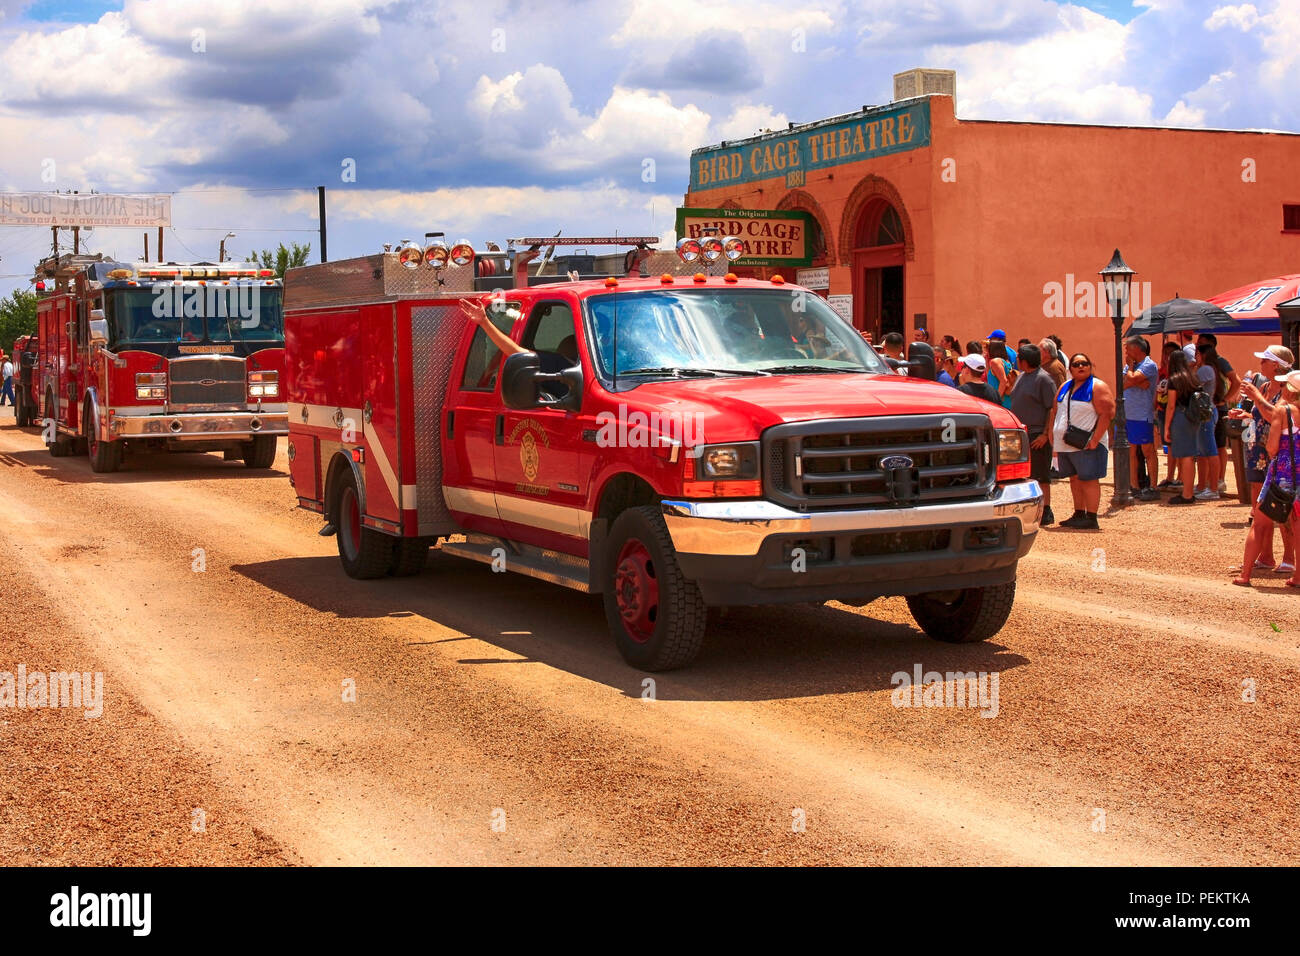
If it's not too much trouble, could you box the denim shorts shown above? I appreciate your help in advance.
[1056,444,1109,481]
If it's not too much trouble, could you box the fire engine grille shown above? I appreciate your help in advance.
[763,414,995,510]
[168,357,246,407]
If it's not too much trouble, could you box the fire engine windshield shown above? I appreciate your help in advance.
[105,287,285,346]
[584,289,892,379]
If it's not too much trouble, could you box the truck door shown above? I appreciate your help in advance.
[442,303,518,537]
[492,296,592,554]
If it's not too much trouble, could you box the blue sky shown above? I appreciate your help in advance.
[0,0,1295,292]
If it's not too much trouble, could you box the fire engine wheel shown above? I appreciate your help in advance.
[13,393,28,427]
[87,432,122,473]
[335,477,390,580]
[45,392,72,457]
[906,581,1016,644]
[602,505,706,671]
[242,435,277,469]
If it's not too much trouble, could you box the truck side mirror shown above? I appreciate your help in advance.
[904,341,936,381]
[88,313,109,350]
[500,351,583,412]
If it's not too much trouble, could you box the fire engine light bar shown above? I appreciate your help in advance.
[511,236,659,246]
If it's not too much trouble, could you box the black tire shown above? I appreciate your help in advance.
[87,407,122,474]
[242,435,277,469]
[906,581,1016,644]
[333,470,390,579]
[389,537,431,577]
[45,391,71,457]
[602,505,706,671]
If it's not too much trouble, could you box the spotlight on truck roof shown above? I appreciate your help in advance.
[449,240,475,268]
[722,236,745,261]
[423,241,450,269]
[397,240,423,270]
[675,238,702,263]
[700,236,724,262]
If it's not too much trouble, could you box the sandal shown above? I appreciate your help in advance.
[1276,562,1296,575]
[1255,560,1278,571]
[1232,577,1252,587]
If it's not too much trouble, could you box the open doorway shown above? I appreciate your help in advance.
[851,197,906,340]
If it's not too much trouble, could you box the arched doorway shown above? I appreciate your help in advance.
[851,198,906,340]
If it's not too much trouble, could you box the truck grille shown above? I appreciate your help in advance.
[764,413,996,510]
[168,357,246,407]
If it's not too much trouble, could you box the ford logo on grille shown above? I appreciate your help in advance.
[198,379,217,387]
[879,454,914,470]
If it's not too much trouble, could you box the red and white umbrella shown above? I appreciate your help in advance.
[1205,274,1300,334]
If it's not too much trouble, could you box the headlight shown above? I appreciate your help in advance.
[249,370,279,398]
[135,372,165,400]
[695,442,760,479]
[997,429,1028,463]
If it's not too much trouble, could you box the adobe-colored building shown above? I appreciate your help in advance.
[682,70,1300,373]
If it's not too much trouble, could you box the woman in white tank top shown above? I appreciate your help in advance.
[1050,354,1116,529]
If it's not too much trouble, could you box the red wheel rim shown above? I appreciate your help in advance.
[342,487,361,558]
[614,538,658,643]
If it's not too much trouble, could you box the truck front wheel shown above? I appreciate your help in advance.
[602,505,706,671]
[242,435,277,469]
[906,581,1016,644]
[87,429,122,473]
[334,473,391,579]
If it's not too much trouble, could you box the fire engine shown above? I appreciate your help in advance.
[33,253,288,472]
[283,235,1041,670]
[11,333,39,427]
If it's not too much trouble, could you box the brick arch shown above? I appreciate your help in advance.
[838,174,915,266]
[775,189,835,264]
[718,198,744,210]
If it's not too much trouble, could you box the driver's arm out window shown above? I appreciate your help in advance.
[459,305,516,391]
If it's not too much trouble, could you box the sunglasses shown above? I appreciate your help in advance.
[1070,361,1091,369]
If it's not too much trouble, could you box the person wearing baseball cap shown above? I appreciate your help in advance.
[956,354,1000,404]
[1234,367,1300,587]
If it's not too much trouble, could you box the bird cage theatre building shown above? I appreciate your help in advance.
[679,70,1300,368]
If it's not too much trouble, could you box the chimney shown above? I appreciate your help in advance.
[893,68,956,102]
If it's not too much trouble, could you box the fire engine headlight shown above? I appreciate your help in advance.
[397,240,424,269]
[721,236,745,261]
[249,370,279,398]
[700,237,724,262]
[423,242,450,269]
[696,442,760,479]
[449,241,475,267]
[997,429,1028,463]
[135,373,166,400]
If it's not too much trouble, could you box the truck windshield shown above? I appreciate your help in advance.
[106,287,285,346]
[584,289,892,379]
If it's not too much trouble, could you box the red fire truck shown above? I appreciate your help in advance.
[34,253,288,472]
[284,237,1040,670]
[11,333,39,427]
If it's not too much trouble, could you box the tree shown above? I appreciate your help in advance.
[249,242,312,277]
[0,289,38,352]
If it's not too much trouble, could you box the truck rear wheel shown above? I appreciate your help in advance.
[602,505,706,671]
[242,435,277,469]
[906,581,1016,644]
[45,391,72,457]
[334,472,391,579]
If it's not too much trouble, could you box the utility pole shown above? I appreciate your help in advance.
[144,232,150,260]
[158,226,164,262]
[318,185,328,263]
[219,232,236,263]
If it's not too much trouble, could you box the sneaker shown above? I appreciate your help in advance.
[1157,479,1180,490]
[1194,489,1220,501]
[1058,512,1088,529]
[1167,495,1197,505]
[1041,506,1055,526]
[1136,488,1161,501]
[1080,513,1100,530]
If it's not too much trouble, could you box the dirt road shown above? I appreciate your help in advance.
[2,420,1297,865]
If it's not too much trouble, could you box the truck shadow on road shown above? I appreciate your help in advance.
[0,447,287,483]
[232,550,1029,702]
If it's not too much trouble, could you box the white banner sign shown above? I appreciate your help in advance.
[796,267,829,290]
[0,192,172,227]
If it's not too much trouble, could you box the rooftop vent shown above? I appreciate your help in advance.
[893,68,956,102]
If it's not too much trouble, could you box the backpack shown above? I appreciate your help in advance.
[1187,388,1214,425]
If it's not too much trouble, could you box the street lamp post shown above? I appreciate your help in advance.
[219,232,236,263]
[1100,248,1136,508]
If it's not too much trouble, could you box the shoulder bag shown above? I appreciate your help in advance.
[1259,407,1297,524]
[1062,381,1092,449]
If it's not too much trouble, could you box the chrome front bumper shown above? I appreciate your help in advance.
[662,481,1042,557]
[110,411,289,440]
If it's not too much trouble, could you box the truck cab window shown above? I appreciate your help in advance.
[522,302,579,368]
[459,302,518,391]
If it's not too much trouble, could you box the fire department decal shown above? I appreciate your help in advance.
[508,418,550,492]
